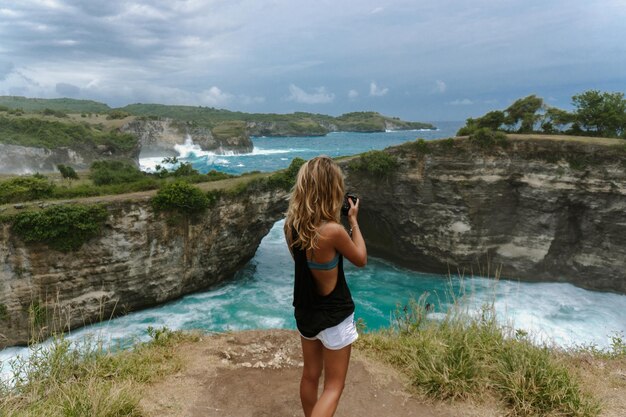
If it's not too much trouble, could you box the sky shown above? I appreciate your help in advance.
[0,0,624,121]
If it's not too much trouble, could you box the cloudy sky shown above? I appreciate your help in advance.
[0,0,624,121]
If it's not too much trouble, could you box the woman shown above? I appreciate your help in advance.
[284,156,367,417]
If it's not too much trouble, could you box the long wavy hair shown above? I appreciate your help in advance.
[285,156,345,251]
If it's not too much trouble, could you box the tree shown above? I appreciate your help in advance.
[572,90,626,138]
[457,111,505,136]
[504,95,544,133]
[541,107,574,133]
[57,164,79,181]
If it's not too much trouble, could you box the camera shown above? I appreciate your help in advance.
[341,193,358,216]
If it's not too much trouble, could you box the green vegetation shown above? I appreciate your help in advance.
[359,297,602,417]
[11,204,109,252]
[0,115,137,151]
[151,182,210,215]
[0,96,111,114]
[0,303,8,321]
[0,176,55,203]
[56,164,79,181]
[120,103,434,135]
[89,160,145,185]
[469,128,509,149]
[0,327,197,417]
[210,120,249,141]
[457,90,626,139]
[227,157,305,196]
[40,108,68,118]
[27,300,48,329]
[0,159,237,205]
[348,150,399,177]
[411,138,432,154]
[106,110,131,120]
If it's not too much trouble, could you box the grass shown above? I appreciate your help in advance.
[357,294,606,417]
[0,327,198,417]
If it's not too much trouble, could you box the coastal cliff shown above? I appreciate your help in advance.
[342,135,626,293]
[121,119,253,157]
[0,182,288,348]
[0,142,139,174]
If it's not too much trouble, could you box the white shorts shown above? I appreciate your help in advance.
[299,313,359,350]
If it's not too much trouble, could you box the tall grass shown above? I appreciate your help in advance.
[0,327,198,416]
[358,294,602,417]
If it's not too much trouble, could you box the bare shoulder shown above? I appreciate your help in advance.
[318,221,347,239]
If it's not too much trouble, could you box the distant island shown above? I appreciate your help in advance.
[0,95,435,173]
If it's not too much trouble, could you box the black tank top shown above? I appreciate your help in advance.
[291,230,355,338]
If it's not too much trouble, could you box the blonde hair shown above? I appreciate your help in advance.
[285,156,345,251]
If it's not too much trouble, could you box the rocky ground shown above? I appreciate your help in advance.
[140,330,500,417]
[139,329,626,417]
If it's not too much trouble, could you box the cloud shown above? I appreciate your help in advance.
[348,89,359,99]
[199,86,233,106]
[434,80,447,94]
[0,61,14,81]
[240,94,265,105]
[55,82,80,96]
[287,84,335,104]
[369,82,388,97]
[450,98,474,106]
[370,7,384,15]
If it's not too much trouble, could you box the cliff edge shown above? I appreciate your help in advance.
[342,134,626,293]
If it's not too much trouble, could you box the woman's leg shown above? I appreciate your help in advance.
[311,344,352,417]
[300,337,323,417]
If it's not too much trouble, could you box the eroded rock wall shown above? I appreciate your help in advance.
[342,136,626,294]
[122,119,253,157]
[0,189,288,348]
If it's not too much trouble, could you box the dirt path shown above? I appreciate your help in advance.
[140,330,467,417]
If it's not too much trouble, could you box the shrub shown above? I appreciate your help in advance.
[41,108,68,118]
[359,298,600,416]
[0,327,196,416]
[0,303,8,321]
[0,176,55,204]
[89,160,145,185]
[11,204,109,252]
[348,150,398,177]
[265,157,305,191]
[57,164,79,180]
[106,110,131,120]
[469,128,509,149]
[411,138,432,154]
[151,182,210,215]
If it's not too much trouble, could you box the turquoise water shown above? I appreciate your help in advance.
[3,124,626,380]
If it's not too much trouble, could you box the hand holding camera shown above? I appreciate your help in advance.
[341,193,359,217]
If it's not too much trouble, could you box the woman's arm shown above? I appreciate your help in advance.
[331,198,367,267]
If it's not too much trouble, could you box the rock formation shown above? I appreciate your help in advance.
[0,142,140,174]
[122,119,253,157]
[341,135,626,294]
[0,186,288,348]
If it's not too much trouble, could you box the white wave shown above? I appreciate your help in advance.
[249,147,293,155]
[139,157,178,173]
[385,128,436,133]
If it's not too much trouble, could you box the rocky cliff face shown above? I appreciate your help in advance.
[122,119,253,157]
[342,135,626,294]
[0,142,140,174]
[0,188,288,348]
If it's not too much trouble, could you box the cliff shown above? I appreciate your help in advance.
[0,180,288,348]
[342,135,626,294]
[121,119,253,157]
[0,142,139,174]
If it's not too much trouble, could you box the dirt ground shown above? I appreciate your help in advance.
[140,329,626,417]
[140,330,501,417]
